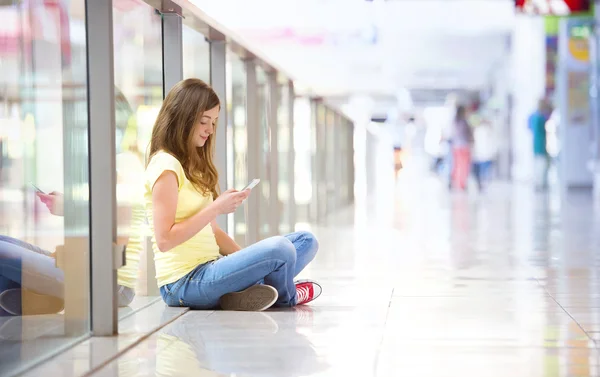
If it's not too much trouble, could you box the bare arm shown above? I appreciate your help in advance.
[38,188,132,246]
[116,198,132,247]
[152,171,220,252]
[116,172,132,247]
[211,220,242,255]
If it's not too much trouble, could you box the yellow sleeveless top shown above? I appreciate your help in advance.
[144,151,220,287]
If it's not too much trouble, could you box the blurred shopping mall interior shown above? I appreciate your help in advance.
[2,0,600,376]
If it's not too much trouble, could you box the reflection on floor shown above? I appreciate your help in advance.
[0,296,161,376]
[20,181,600,376]
[0,314,85,376]
[19,300,189,377]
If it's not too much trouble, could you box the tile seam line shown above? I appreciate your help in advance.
[534,278,597,347]
[81,307,191,377]
[372,287,394,376]
[118,298,163,322]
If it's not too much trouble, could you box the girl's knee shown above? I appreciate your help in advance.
[267,236,296,263]
[302,232,319,255]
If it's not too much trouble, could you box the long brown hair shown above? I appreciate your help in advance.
[147,78,220,198]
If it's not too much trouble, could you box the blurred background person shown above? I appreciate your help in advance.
[423,107,447,176]
[472,120,497,192]
[450,105,474,191]
[387,114,405,179]
[528,98,552,191]
[393,144,404,178]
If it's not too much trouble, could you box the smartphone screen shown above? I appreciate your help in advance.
[242,179,260,191]
[30,184,45,194]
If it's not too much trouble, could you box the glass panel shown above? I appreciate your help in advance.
[228,53,248,244]
[347,119,353,204]
[113,0,163,324]
[0,1,91,374]
[256,67,271,239]
[278,83,290,234]
[316,104,327,221]
[182,25,210,81]
[326,110,336,214]
[340,121,349,205]
[293,98,313,226]
[347,119,355,203]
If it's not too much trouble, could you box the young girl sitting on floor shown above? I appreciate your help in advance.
[146,78,321,311]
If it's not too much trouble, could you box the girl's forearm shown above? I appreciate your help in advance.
[214,227,242,255]
[155,203,220,252]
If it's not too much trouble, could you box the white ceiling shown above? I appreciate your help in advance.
[191,0,515,99]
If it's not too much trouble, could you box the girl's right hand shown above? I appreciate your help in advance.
[37,191,65,216]
[213,189,250,215]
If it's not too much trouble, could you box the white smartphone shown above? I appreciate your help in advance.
[30,183,45,194]
[242,179,260,191]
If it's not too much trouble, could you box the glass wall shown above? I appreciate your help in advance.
[293,98,314,226]
[325,109,336,215]
[315,103,328,221]
[112,0,163,325]
[339,118,351,206]
[278,82,292,234]
[228,53,248,244]
[183,25,210,82]
[344,118,355,205]
[0,1,91,375]
[256,67,272,239]
[295,99,355,227]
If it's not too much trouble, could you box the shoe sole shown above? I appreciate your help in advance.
[0,289,64,316]
[219,285,278,312]
[23,292,64,316]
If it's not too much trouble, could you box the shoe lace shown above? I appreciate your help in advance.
[296,285,311,304]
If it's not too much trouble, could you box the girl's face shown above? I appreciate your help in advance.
[194,105,219,148]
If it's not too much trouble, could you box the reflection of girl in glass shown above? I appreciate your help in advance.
[146,78,321,311]
[0,87,140,316]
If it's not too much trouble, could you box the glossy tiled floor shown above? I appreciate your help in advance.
[19,176,600,376]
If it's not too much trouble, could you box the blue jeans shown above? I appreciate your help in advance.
[0,236,64,316]
[445,141,454,186]
[0,235,135,316]
[160,231,319,309]
[473,160,493,189]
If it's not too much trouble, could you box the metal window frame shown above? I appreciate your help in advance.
[85,0,118,336]
[162,12,183,95]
